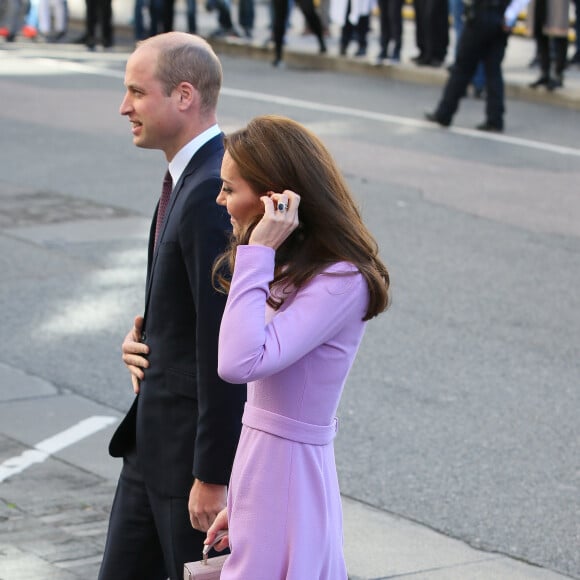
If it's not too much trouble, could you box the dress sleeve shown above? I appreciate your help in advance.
[218,245,368,384]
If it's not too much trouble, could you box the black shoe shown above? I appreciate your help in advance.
[376,48,387,63]
[547,76,563,91]
[427,58,443,67]
[476,121,503,133]
[411,54,424,64]
[529,76,549,89]
[354,46,366,57]
[424,111,450,127]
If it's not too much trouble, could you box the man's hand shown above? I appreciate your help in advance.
[188,479,227,532]
[121,315,149,394]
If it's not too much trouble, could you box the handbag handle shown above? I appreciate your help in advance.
[202,530,229,564]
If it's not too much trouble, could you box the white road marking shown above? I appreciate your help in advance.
[4,56,580,157]
[0,415,117,482]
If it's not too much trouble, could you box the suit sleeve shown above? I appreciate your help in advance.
[179,177,246,484]
[218,245,369,384]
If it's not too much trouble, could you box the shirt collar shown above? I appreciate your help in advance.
[167,124,221,187]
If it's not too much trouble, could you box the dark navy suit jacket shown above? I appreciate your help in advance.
[109,134,246,497]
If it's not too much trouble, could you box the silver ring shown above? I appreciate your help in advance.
[277,202,288,212]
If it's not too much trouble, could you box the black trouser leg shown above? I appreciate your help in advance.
[553,36,568,76]
[162,0,175,31]
[483,28,507,128]
[98,451,206,580]
[101,0,113,46]
[340,0,353,52]
[296,0,325,50]
[357,14,369,50]
[85,0,96,44]
[216,0,233,29]
[377,0,390,53]
[273,0,288,62]
[413,0,425,56]
[435,20,482,123]
[537,34,551,78]
[390,0,403,56]
[98,457,167,580]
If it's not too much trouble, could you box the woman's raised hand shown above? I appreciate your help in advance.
[249,190,301,250]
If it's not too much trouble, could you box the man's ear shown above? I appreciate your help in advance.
[176,82,197,110]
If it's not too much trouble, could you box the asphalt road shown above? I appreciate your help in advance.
[1,41,579,578]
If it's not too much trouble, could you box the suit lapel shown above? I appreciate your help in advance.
[142,134,224,325]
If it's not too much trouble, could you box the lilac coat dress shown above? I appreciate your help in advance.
[218,245,369,580]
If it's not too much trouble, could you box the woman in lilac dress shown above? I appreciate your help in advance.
[206,115,390,579]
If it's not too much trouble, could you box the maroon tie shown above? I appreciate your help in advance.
[155,170,172,247]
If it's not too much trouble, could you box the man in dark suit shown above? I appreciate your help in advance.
[98,32,246,580]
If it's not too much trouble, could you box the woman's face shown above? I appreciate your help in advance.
[217,151,264,236]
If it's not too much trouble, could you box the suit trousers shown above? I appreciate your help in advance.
[435,10,508,127]
[98,448,206,580]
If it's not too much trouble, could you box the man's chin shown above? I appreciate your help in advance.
[133,138,153,149]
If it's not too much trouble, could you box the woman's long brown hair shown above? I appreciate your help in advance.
[213,115,390,321]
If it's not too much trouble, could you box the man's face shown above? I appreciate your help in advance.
[119,45,179,154]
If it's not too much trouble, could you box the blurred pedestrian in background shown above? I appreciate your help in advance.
[333,0,376,56]
[272,0,326,65]
[38,0,67,41]
[133,0,163,40]
[425,0,530,132]
[207,0,254,39]
[376,0,403,62]
[84,0,113,49]
[527,0,570,89]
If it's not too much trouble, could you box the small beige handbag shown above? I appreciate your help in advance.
[183,554,228,580]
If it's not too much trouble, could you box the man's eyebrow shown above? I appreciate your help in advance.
[126,82,143,92]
